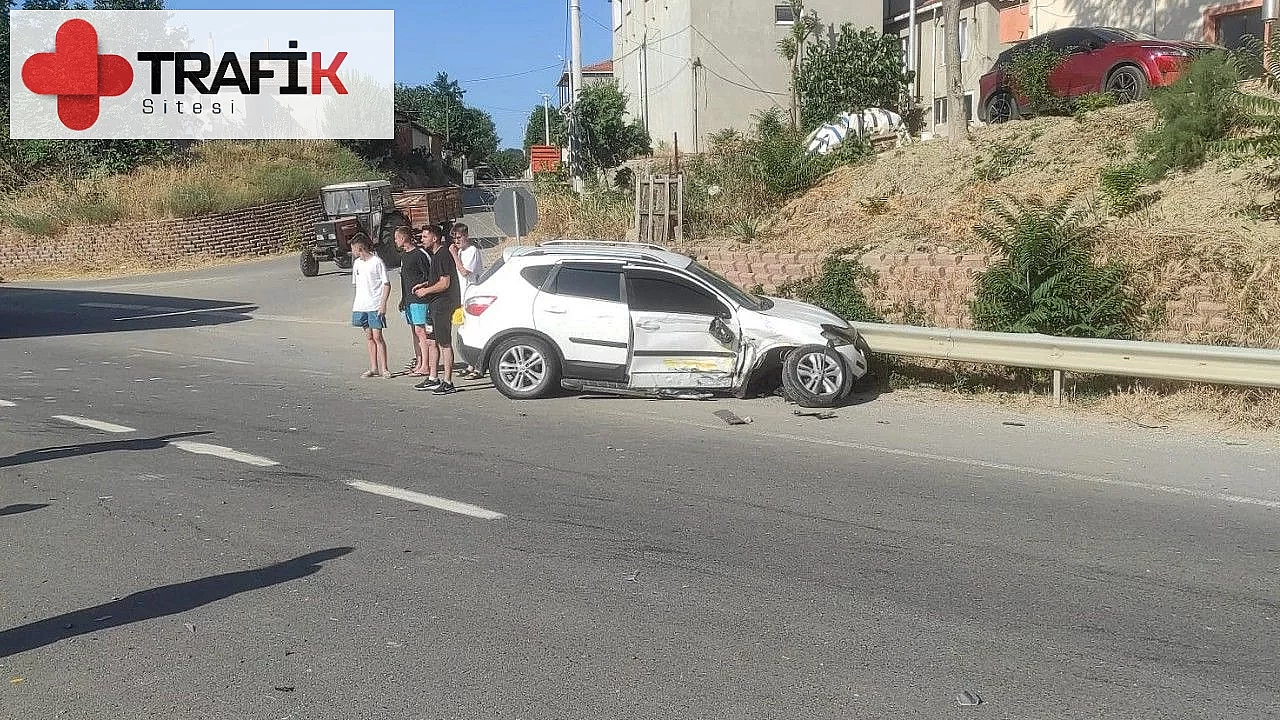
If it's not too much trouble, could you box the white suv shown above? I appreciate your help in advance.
[457,241,870,408]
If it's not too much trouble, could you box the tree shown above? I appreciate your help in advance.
[776,0,821,129]
[395,74,499,166]
[524,104,567,150]
[792,24,913,131]
[572,82,651,174]
[943,0,967,144]
[489,148,529,178]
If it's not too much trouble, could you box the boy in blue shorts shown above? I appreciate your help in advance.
[350,235,392,378]
[394,226,434,377]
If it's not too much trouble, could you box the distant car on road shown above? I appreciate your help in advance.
[978,26,1217,124]
[457,241,871,408]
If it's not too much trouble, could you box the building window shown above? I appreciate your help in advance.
[938,17,971,65]
[1216,8,1264,50]
[959,17,971,61]
[933,93,975,125]
[775,3,796,25]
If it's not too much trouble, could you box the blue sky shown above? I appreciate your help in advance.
[162,0,614,147]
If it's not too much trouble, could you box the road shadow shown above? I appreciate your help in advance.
[0,431,211,469]
[0,503,49,517]
[0,287,258,340]
[0,548,354,659]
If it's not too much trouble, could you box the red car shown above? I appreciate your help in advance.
[978,26,1218,124]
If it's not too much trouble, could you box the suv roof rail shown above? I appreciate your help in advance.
[520,248,673,265]
[539,239,671,252]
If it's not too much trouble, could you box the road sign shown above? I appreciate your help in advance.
[494,186,538,240]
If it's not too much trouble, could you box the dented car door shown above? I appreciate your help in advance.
[624,270,739,388]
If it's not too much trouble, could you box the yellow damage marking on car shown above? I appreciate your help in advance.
[662,358,725,371]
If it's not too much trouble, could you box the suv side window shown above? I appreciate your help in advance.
[627,273,730,318]
[551,267,622,302]
[520,264,553,289]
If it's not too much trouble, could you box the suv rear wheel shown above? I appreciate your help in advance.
[985,91,1019,124]
[781,345,851,408]
[1106,65,1148,103]
[489,335,561,400]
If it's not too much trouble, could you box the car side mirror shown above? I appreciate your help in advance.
[709,316,735,345]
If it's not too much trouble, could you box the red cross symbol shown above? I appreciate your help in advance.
[21,19,133,131]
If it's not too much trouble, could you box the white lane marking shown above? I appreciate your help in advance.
[622,412,1280,511]
[169,441,279,467]
[131,348,173,356]
[248,314,346,326]
[113,304,256,322]
[347,480,506,520]
[51,415,137,433]
[80,302,151,310]
[192,355,252,366]
[0,400,15,407]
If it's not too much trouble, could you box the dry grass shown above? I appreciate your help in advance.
[1,140,381,233]
[530,188,632,241]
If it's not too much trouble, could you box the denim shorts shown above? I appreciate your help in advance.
[352,311,387,330]
[403,303,429,326]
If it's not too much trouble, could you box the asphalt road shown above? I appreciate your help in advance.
[1,257,1277,719]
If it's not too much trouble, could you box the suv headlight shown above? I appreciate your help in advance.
[820,323,859,346]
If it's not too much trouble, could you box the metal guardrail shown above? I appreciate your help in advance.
[849,322,1280,391]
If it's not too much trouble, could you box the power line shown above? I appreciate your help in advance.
[701,65,788,97]
[458,62,562,84]
[581,8,612,33]
[691,26,778,97]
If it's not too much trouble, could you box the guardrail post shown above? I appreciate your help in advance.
[1052,369,1063,407]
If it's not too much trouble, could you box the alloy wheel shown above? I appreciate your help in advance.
[498,344,546,392]
[795,351,843,396]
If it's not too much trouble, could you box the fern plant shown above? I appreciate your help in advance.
[1097,161,1152,216]
[971,196,1140,339]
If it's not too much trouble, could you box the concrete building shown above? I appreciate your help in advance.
[611,0,883,153]
[889,0,1269,133]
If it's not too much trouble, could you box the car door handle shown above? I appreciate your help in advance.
[544,307,567,314]
[636,321,661,331]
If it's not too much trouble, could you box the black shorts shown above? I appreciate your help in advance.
[430,302,458,347]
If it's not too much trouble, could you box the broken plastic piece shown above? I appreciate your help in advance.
[956,690,982,706]
[714,409,749,425]
[794,410,837,420]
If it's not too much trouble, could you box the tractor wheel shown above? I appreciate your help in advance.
[299,248,319,277]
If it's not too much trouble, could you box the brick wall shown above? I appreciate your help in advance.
[693,248,1239,342]
[0,196,325,275]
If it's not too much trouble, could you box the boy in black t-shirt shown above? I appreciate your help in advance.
[410,224,462,394]
[394,226,433,377]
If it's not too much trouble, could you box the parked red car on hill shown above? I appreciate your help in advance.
[978,26,1218,124]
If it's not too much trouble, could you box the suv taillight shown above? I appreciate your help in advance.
[466,295,497,316]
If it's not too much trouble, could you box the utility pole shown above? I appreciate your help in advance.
[569,0,584,192]
[943,0,967,145]
[540,92,552,145]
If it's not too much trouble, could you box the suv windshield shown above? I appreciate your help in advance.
[323,189,371,216]
[686,262,771,311]
[1093,27,1160,43]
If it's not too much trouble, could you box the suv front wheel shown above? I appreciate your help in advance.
[781,345,851,408]
[489,335,562,400]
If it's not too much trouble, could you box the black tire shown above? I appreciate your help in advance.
[488,335,561,400]
[333,252,353,270]
[299,248,319,277]
[1105,65,1148,104]
[985,91,1020,124]
[781,344,852,408]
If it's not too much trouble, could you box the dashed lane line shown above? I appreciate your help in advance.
[130,348,173,356]
[51,415,137,433]
[191,355,252,366]
[347,480,506,520]
[169,441,279,467]
[112,304,256,322]
[0,400,15,407]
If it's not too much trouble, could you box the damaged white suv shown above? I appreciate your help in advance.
[457,241,870,407]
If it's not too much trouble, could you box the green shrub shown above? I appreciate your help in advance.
[3,212,62,236]
[1073,91,1117,119]
[971,195,1140,339]
[1139,50,1242,177]
[162,180,239,217]
[1098,160,1153,216]
[68,190,123,225]
[776,246,882,322]
[1007,42,1071,116]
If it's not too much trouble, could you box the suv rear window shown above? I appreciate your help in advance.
[473,257,504,286]
[551,267,622,302]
